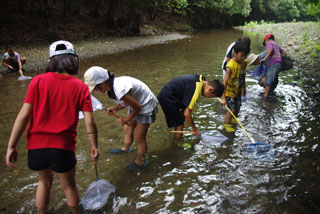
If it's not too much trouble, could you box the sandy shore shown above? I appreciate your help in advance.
[0,32,189,73]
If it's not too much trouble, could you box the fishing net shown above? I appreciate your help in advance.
[79,95,103,119]
[245,142,276,160]
[18,76,32,80]
[200,130,228,144]
[80,179,116,211]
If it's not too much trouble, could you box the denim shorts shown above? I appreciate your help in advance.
[128,106,158,124]
[226,96,242,111]
[266,63,281,88]
[28,148,76,173]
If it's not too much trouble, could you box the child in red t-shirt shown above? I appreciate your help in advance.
[5,41,99,214]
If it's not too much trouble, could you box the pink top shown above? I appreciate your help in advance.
[266,40,282,66]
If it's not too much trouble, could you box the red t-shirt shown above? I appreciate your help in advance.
[24,72,93,152]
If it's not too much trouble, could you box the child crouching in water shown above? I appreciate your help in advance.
[84,66,158,171]
[220,40,249,132]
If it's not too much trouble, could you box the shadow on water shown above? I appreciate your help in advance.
[0,29,320,213]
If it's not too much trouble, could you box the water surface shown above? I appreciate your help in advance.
[0,29,319,213]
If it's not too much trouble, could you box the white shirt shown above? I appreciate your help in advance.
[221,42,235,79]
[112,76,158,114]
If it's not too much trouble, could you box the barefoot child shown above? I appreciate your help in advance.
[84,66,158,171]
[157,74,224,140]
[220,40,249,132]
[5,41,99,214]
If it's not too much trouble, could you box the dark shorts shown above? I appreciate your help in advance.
[8,61,20,72]
[158,93,185,128]
[226,96,242,111]
[28,148,77,173]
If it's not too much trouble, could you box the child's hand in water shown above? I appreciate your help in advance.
[192,128,201,136]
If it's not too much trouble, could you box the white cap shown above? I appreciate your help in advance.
[247,53,260,65]
[49,40,77,58]
[84,66,109,92]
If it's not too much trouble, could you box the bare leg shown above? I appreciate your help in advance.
[123,119,137,151]
[36,168,54,209]
[174,124,184,140]
[57,166,80,214]
[21,57,27,65]
[225,111,233,124]
[264,85,271,97]
[134,123,150,166]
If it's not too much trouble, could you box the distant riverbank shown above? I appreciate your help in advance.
[0,32,189,73]
[236,22,320,103]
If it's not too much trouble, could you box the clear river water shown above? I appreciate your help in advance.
[0,29,319,214]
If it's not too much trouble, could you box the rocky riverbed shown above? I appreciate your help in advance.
[0,32,189,73]
[236,22,320,103]
[1,22,319,103]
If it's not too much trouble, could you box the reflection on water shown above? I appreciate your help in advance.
[0,30,320,213]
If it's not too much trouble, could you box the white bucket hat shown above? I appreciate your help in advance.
[84,66,109,92]
[49,40,77,58]
[247,53,260,65]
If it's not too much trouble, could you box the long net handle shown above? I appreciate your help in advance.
[170,130,193,134]
[225,105,255,144]
[102,107,130,126]
[94,162,98,181]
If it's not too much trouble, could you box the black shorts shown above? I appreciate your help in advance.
[158,91,185,128]
[28,148,77,173]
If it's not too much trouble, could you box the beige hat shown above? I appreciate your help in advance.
[84,66,109,92]
[247,53,259,65]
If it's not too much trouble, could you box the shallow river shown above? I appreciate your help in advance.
[0,29,319,214]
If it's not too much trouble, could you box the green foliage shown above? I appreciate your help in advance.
[275,0,300,21]
[229,0,252,17]
[307,2,320,19]
[244,20,274,28]
[166,0,189,15]
[244,20,259,28]
[248,0,316,22]
[301,30,320,58]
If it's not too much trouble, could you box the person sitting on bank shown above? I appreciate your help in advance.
[157,74,224,140]
[1,46,27,76]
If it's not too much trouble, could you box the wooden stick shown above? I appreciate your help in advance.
[170,130,193,134]
[94,162,98,181]
[102,107,130,126]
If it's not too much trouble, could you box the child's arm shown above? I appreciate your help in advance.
[118,92,141,126]
[1,58,14,70]
[241,80,246,97]
[18,60,23,76]
[6,103,32,168]
[261,48,273,63]
[106,104,125,116]
[83,111,99,163]
[242,70,246,97]
[184,107,201,136]
[220,67,231,106]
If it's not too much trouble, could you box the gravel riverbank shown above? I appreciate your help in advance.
[0,32,189,73]
[236,22,320,103]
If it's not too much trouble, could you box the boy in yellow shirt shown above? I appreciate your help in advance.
[220,40,249,132]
